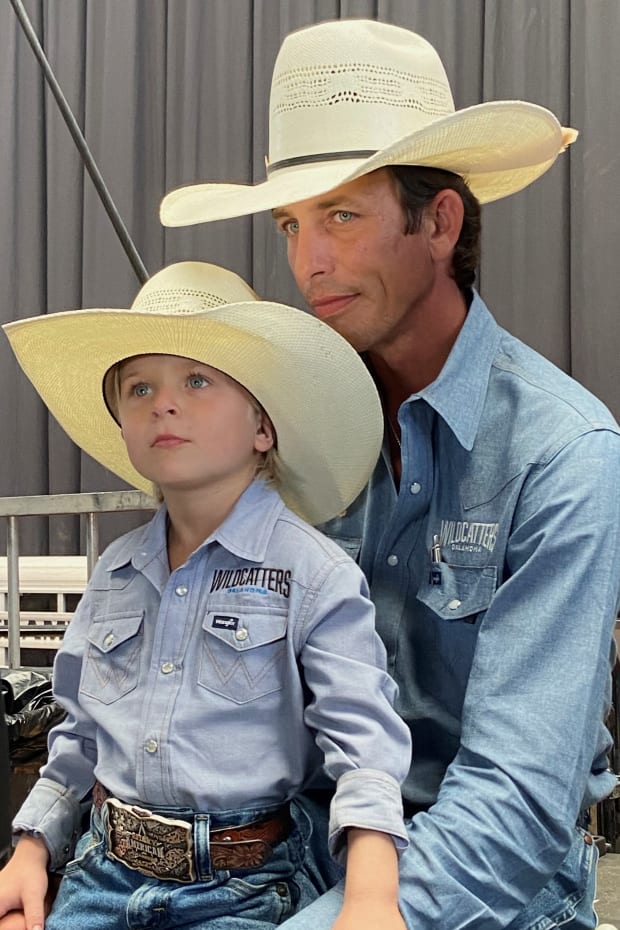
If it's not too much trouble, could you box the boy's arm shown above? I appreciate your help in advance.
[333,828,405,930]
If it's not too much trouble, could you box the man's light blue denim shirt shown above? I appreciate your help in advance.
[14,481,411,870]
[316,292,620,927]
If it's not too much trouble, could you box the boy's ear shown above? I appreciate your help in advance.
[254,413,275,453]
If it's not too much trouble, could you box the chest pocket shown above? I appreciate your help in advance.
[80,612,144,704]
[198,608,288,705]
[417,564,497,624]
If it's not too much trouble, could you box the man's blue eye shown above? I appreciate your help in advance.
[337,210,353,222]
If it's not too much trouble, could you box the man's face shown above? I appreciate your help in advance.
[273,168,436,354]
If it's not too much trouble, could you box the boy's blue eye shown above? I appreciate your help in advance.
[189,374,209,388]
[133,383,150,397]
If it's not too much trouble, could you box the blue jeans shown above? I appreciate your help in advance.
[46,797,331,929]
[279,825,599,930]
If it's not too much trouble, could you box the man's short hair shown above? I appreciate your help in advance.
[388,165,481,295]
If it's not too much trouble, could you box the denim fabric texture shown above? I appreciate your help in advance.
[280,823,598,930]
[286,293,620,929]
[13,480,411,869]
[45,798,326,929]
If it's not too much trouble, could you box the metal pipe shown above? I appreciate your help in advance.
[7,517,21,670]
[85,512,99,579]
[9,0,149,284]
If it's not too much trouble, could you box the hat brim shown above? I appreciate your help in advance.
[161,100,572,226]
[4,304,383,525]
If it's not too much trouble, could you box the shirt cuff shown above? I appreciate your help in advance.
[12,777,84,870]
[328,768,409,864]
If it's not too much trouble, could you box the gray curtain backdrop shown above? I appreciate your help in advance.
[0,0,618,554]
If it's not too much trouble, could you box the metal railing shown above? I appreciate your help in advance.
[0,491,155,670]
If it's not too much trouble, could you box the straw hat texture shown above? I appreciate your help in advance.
[160,18,577,226]
[3,262,383,525]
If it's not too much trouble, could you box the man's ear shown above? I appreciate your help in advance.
[254,413,275,453]
[423,188,464,262]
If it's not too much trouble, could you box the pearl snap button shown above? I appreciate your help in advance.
[103,633,114,647]
[448,599,462,610]
[410,482,421,494]
[161,662,175,674]
[387,554,399,566]
[235,628,249,642]
[145,739,158,753]
[175,585,188,597]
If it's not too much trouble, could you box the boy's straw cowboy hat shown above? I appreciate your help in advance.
[3,262,383,525]
[160,18,577,226]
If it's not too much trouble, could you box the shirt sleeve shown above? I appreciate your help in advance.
[297,556,412,860]
[12,583,99,869]
[396,428,620,928]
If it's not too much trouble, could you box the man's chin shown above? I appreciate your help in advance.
[321,317,368,353]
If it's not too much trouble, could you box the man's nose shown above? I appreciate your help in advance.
[289,228,334,287]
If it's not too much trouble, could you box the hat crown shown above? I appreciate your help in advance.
[131,261,257,315]
[268,19,455,170]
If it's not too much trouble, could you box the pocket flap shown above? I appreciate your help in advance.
[202,610,287,651]
[417,564,497,621]
[87,612,144,653]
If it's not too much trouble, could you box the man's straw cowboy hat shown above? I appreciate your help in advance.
[160,18,577,226]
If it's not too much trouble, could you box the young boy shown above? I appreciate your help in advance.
[0,262,411,930]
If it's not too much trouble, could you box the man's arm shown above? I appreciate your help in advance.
[396,428,620,928]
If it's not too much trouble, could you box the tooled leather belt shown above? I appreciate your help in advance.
[92,781,291,883]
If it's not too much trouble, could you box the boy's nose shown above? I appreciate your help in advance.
[152,387,179,416]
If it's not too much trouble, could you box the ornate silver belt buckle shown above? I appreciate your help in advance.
[106,797,196,882]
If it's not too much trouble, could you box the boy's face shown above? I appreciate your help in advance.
[116,354,273,497]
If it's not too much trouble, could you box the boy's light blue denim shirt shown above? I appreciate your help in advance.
[13,481,411,869]
[319,291,620,925]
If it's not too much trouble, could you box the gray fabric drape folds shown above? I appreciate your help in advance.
[0,0,618,553]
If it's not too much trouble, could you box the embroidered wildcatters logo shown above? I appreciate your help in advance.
[439,520,499,554]
[209,567,292,597]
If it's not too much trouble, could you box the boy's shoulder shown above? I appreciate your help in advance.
[275,501,361,566]
[230,482,361,570]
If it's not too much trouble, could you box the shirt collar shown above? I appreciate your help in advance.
[415,291,502,450]
[104,505,166,572]
[104,480,286,573]
[210,480,286,561]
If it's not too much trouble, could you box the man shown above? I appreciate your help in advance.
[161,17,620,930]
